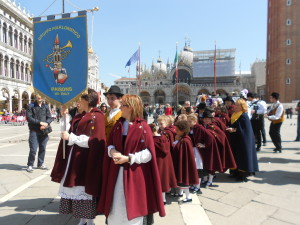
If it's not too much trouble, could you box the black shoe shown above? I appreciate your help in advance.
[236,176,248,182]
[262,142,267,146]
[178,198,192,204]
[205,182,212,188]
[273,148,282,153]
[294,139,300,142]
[256,148,261,152]
[192,187,202,194]
[174,193,183,197]
[164,201,167,205]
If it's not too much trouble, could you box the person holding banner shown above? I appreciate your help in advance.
[104,85,123,140]
[98,94,165,225]
[51,88,106,225]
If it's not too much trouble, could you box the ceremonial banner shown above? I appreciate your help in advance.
[33,16,88,106]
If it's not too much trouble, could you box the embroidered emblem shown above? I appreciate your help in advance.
[141,139,145,143]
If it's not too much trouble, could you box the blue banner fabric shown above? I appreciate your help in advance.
[125,50,139,67]
[33,16,88,106]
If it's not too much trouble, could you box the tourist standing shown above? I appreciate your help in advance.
[26,94,52,172]
[294,101,300,141]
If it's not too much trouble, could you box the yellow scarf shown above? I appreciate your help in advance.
[230,111,243,124]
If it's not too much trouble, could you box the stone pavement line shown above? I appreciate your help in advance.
[0,143,16,149]
[180,194,212,225]
[0,154,56,158]
[0,133,28,141]
[0,170,51,203]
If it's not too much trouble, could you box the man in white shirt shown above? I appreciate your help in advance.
[267,92,284,153]
[247,93,267,151]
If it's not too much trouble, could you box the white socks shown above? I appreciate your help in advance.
[162,192,166,202]
[195,178,201,188]
[208,174,214,184]
[78,219,87,225]
[86,219,94,225]
[184,188,191,200]
[78,218,94,225]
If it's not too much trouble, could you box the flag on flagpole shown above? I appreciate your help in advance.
[125,50,139,67]
[174,45,179,90]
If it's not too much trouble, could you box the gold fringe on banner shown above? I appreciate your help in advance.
[33,87,88,108]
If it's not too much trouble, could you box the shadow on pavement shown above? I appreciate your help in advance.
[0,212,73,225]
[0,198,56,213]
[259,157,300,164]
[252,170,300,185]
[0,164,27,171]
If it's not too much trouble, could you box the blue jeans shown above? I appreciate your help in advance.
[27,130,49,167]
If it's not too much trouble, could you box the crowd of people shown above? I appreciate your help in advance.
[18,85,299,225]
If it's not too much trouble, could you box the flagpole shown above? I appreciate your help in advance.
[176,43,179,109]
[214,41,217,95]
[138,42,141,94]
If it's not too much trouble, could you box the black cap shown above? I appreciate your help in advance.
[104,85,123,97]
[203,110,214,118]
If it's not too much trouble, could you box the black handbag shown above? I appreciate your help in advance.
[41,125,52,135]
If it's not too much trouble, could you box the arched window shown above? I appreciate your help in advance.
[4,56,8,76]
[28,38,32,54]
[0,54,3,76]
[2,23,7,43]
[286,39,291,45]
[19,33,23,51]
[8,26,13,46]
[14,29,18,49]
[21,62,24,80]
[24,36,27,53]
[10,58,15,78]
[286,19,292,25]
[16,60,20,79]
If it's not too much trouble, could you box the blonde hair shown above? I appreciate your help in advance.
[235,98,248,113]
[177,114,187,121]
[157,115,170,124]
[121,95,143,121]
[167,115,174,126]
[187,114,198,122]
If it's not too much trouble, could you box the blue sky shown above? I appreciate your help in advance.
[19,0,267,86]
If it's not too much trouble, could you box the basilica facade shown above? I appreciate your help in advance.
[115,44,254,106]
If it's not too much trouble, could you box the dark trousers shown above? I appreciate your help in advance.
[296,116,300,141]
[261,118,267,143]
[269,122,282,150]
[251,116,263,148]
[27,130,49,166]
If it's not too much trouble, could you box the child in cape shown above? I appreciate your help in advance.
[172,120,198,204]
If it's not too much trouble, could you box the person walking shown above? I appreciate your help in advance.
[26,94,52,173]
[267,92,284,153]
[295,101,300,141]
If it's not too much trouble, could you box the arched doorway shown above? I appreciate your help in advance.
[154,89,166,104]
[139,91,151,105]
[22,91,29,109]
[216,89,227,96]
[12,90,19,112]
[173,85,191,105]
[172,69,191,84]
[198,89,210,95]
[1,88,10,111]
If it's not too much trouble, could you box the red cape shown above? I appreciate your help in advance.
[192,124,223,173]
[172,135,199,185]
[161,126,176,152]
[153,135,177,192]
[50,107,106,197]
[215,112,230,126]
[205,124,237,171]
[97,118,165,220]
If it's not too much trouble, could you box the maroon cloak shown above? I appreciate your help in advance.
[98,118,165,220]
[153,135,177,192]
[215,112,230,126]
[212,117,228,132]
[50,107,106,197]
[161,126,176,151]
[172,135,199,185]
[204,124,237,172]
[192,123,223,173]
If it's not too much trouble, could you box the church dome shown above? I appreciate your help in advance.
[152,57,167,73]
[178,47,193,66]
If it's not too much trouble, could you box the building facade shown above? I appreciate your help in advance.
[266,0,300,102]
[115,44,255,106]
[0,0,33,112]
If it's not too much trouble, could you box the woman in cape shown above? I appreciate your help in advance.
[226,98,259,182]
[97,94,165,225]
[51,88,106,225]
